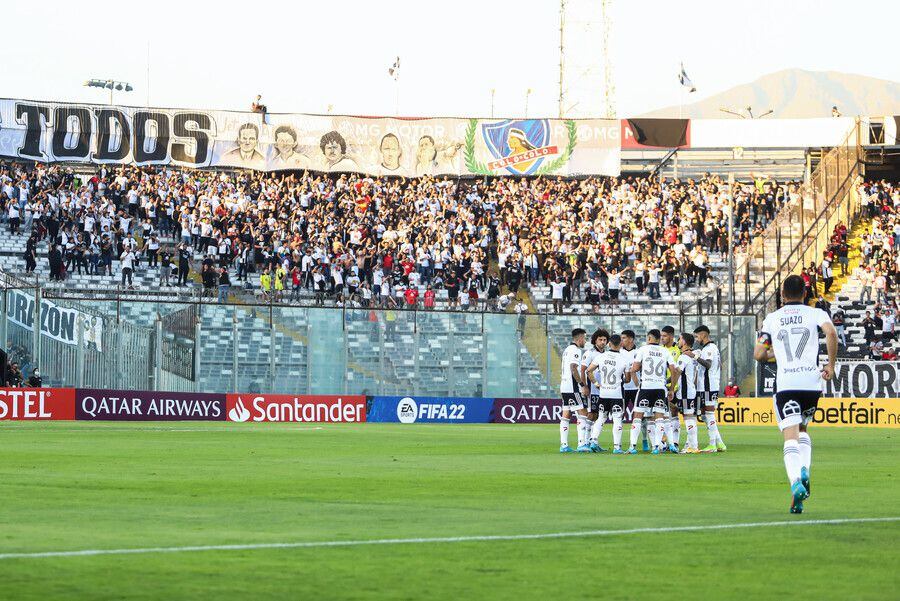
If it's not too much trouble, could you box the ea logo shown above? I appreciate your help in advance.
[397,397,418,424]
[782,399,802,417]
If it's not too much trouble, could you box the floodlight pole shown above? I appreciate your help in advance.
[558,0,566,118]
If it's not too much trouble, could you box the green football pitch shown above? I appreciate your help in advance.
[1,423,897,600]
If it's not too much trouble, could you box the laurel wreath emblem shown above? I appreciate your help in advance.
[464,118,578,176]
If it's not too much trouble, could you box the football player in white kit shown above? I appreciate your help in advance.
[628,329,680,455]
[587,333,632,453]
[619,329,648,451]
[693,325,726,452]
[754,275,838,514]
[581,329,609,452]
[559,328,589,453]
[673,333,701,453]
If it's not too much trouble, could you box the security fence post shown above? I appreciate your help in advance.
[194,303,202,393]
[75,315,85,388]
[231,308,238,393]
[153,315,162,391]
[33,284,41,373]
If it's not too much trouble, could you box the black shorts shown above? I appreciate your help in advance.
[623,389,637,412]
[774,390,820,431]
[699,391,719,408]
[586,292,599,304]
[560,392,584,412]
[593,395,625,415]
[609,289,619,300]
[676,396,696,415]
[635,389,667,414]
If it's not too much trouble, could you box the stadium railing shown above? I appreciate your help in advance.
[0,281,759,399]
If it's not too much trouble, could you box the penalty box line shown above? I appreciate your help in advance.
[1,516,898,561]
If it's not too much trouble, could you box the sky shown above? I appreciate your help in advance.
[1,0,897,118]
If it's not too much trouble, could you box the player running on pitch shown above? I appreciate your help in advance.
[754,275,838,514]
[628,329,679,454]
[559,328,589,453]
[586,333,632,453]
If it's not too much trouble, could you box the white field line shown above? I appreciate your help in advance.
[1,517,897,561]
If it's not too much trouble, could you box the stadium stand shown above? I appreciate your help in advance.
[0,160,803,313]
[817,180,899,361]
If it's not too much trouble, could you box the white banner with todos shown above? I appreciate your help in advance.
[0,98,621,177]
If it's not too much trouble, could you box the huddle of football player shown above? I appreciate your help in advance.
[558,325,725,455]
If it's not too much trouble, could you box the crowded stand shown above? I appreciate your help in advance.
[813,180,899,360]
[0,160,802,311]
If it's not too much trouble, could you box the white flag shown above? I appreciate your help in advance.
[678,63,696,93]
[388,57,400,80]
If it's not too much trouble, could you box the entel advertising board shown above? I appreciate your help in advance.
[225,394,366,422]
[0,387,75,420]
[368,396,494,423]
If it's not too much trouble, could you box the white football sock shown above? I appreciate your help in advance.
[629,416,642,448]
[560,417,569,446]
[685,416,698,449]
[670,416,681,445]
[582,418,594,445]
[590,412,605,443]
[661,418,675,448]
[798,432,812,471]
[783,440,802,484]
[704,412,720,446]
[646,420,657,446]
[576,415,587,447]
[653,418,666,448]
[612,414,624,448]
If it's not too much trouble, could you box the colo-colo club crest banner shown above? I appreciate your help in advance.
[0,99,620,177]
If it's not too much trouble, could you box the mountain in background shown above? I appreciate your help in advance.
[642,69,900,118]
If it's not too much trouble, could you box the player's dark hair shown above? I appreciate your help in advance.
[621,329,636,339]
[782,274,806,300]
[591,328,610,345]
[609,334,622,346]
[693,325,710,335]
[647,328,661,341]
[572,328,586,339]
[661,325,675,335]
[681,332,695,347]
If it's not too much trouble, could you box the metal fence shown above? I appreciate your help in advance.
[733,119,865,320]
[0,280,760,397]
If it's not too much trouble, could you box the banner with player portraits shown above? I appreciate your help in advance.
[0,98,621,177]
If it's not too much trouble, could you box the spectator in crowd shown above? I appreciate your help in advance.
[218,267,231,304]
[862,310,877,346]
[832,306,846,347]
[819,253,834,294]
[251,95,267,121]
[882,307,896,343]
[724,380,740,397]
[26,368,42,388]
[814,295,831,316]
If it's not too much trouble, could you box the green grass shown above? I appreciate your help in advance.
[0,423,897,600]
